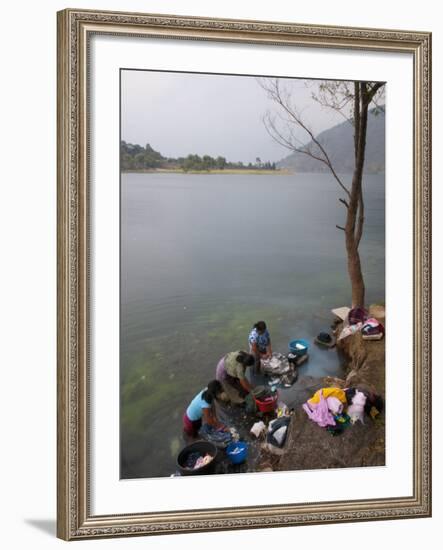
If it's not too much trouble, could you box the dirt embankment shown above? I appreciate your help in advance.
[276,305,386,472]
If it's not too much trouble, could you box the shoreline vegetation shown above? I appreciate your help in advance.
[121,140,281,174]
[120,141,385,177]
[122,167,293,175]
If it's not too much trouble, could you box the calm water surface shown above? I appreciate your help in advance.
[120,172,385,478]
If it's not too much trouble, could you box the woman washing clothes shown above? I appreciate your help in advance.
[183,380,226,438]
[248,320,272,371]
[215,350,255,404]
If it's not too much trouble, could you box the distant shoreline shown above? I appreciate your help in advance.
[121,168,384,176]
[121,168,294,175]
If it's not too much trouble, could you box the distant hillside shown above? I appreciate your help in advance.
[277,108,385,174]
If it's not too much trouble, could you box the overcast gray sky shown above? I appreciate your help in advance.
[121,70,349,164]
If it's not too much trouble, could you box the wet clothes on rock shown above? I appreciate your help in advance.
[260,354,290,375]
[199,424,232,447]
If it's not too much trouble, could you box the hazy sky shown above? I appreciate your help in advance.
[121,70,349,164]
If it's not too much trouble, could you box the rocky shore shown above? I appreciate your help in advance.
[264,305,386,472]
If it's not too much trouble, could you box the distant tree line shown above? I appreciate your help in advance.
[121,141,277,172]
[121,142,167,170]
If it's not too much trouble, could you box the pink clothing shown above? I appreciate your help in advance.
[215,357,227,381]
[326,396,343,415]
[303,390,336,427]
[365,317,381,327]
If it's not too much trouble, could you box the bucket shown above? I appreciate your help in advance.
[288,338,309,356]
[176,441,218,476]
[226,441,248,465]
[254,391,278,413]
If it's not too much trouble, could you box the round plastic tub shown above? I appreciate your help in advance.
[254,391,278,413]
[288,338,309,356]
[226,441,248,464]
[176,441,218,476]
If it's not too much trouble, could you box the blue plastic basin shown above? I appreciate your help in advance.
[226,441,248,464]
[288,338,309,355]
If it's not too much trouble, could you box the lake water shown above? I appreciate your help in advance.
[120,172,385,478]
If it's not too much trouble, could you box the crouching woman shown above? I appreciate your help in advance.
[183,380,225,438]
[215,350,255,404]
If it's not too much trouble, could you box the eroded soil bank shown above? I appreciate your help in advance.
[271,304,386,472]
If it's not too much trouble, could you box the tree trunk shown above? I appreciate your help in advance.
[345,82,370,308]
[346,241,365,308]
[262,78,384,309]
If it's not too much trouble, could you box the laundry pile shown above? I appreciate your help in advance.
[184,452,214,470]
[250,420,266,438]
[266,416,291,447]
[302,386,383,435]
[337,307,384,341]
[198,425,233,447]
[361,318,384,340]
[247,399,293,455]
[261,352,303,387]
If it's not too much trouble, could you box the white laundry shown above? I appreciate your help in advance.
[250,421,266,438]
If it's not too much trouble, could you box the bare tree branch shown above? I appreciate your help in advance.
[366,82,385,102]
[259,78,351,198]
[258,77,385,308]
[311,81,355,126]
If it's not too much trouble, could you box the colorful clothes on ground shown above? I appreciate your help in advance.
[303,390,336,428]
[308,387,347,406]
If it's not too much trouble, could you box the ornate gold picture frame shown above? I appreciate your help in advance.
[57,8,431,540]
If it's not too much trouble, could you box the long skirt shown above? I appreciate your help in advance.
[182,412,202,437]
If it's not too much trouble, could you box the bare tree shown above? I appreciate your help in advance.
[259,79,385,308]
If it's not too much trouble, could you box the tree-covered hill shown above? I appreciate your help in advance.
[277,108,385,174]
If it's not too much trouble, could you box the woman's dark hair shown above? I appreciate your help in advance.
[253,321,267,332]
[235,351,255,367]
[202,380,223,404]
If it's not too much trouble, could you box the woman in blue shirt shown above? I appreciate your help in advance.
[248,320,272,369]
[182,380,225,437]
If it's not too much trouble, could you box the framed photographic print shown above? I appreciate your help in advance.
[57,8,431,540]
